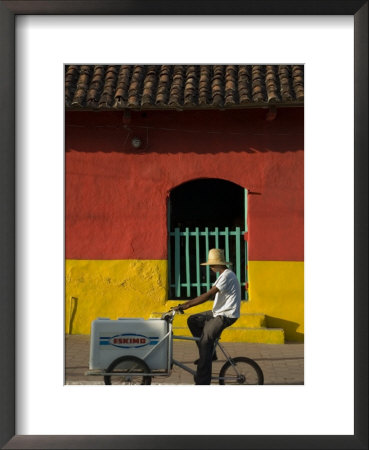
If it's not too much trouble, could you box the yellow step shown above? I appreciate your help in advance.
[237,314,266,327]
[151,312,266,328]
[165,300,257,314]
[172,326,284,344]
[153,302,284,344]
[155,302,266,328]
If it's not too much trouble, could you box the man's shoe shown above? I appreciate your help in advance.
[194,354,218,364]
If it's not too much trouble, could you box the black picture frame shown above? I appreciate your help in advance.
[0,1,367,449]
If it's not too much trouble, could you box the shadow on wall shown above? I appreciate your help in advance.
[65,109,304,154]
[266,316,304,343]
[68,297,79,335]
[65,126,304,155]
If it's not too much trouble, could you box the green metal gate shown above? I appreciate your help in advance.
[168,226,248,300]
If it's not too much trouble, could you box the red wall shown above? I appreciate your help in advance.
[65,108,304,261]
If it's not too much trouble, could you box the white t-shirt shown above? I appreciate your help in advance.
[212,269,241,318]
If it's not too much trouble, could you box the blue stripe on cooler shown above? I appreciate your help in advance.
[99,337,110,345]
[99,336,159,344]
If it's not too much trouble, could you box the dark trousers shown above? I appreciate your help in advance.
[187,310,237,385]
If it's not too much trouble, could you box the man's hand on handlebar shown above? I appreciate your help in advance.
[170,305,184,314]
[161,306,183,321]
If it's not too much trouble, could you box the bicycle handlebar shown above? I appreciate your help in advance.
[161,307,184,322]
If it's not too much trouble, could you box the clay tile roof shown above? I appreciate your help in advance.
[65,64,304,110]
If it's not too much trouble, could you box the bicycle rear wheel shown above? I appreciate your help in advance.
[219,357,264,385]
[104,356,152,385]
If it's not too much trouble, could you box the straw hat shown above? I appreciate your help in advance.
[201,248,231,266]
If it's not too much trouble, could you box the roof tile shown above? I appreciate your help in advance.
[199,65,211,105]
[184,65,198,107]
[99,65,118,108]
[155,65,172,106]
[65,64,304,110]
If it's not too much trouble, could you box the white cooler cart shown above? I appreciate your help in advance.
[87,314,175,385]
[86,311,265,385]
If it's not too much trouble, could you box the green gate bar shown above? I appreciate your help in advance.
[205,227,210,292]
[185,227,191,297]
[170,227,247,299]
[174,228,181,298]
[224,227,230,263]
[235,227,241,282]
[215,227,219,248]
[195,227,201,296]
[245,239,249,300]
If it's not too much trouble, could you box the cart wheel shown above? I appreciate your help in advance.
[104,356,152,385]
[219,357,264,385]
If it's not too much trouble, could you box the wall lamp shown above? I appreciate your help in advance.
[131,137,142,149]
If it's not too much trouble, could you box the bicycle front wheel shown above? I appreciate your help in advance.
[104,356,152,385]
[219,357,264,385]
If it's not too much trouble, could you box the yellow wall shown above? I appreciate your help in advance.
[65,259,304,341]
[246,260,304,341]
[65,259,168,334]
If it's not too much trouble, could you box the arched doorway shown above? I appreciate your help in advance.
[168,178,248,300]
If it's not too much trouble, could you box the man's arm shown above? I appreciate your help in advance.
[172,285,219,311]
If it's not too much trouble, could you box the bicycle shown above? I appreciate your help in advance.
[91,309,264,385]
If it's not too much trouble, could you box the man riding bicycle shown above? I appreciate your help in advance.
[172,248,241,385]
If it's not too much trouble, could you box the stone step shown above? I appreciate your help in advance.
[156,301,266,328]
[152,301,285,344]
[165,300,258,315]
[153,312,266,328]
[172,326,284,344]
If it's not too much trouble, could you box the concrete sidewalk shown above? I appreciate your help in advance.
[65,334,304,385]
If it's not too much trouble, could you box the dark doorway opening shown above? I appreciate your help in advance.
[168,178,247,300]
[169,178,245,229]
